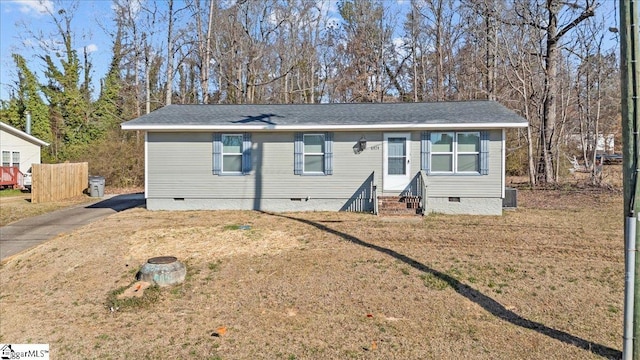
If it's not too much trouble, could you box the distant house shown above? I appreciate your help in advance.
[568,133,616,153]
[0,121,49,173]
[121,101,528,215]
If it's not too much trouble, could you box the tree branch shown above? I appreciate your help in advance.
[554,4,596,41]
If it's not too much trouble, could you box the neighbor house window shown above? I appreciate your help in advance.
[421,131,489,175]
[294,132,333,175]
[2,151,10,167]
[11,152,20,170]
[1,151,19,168]
[212,133,252,175]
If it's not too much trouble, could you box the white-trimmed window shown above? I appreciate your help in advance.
[1,151,10,167]
[12,152,20,169]
[213,133,252,175]
[304,134,325,173]
[456,132,481,173]
[422,131,489,175]
[2,151,20,168]
[294,132,333,175]
[221,134,243,173]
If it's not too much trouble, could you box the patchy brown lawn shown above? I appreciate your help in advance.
[0,186,143,226]
[0,189,623,359]
[0,193,94,226]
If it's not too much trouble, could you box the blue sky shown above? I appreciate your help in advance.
[0,0,116,101]
[0,0,621,103]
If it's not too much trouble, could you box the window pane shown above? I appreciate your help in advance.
[304,135,324,153]
[304,155,324,172]
[223,155,242,172]
[11,152,19,168]
[458,133,480,152]
[432,154,453,172]
[2,151,9,166]
[222,135,242,153]
[388,138,406,157]
[388,158,406,175]
[431,132,453,152]
[458,154,479,172]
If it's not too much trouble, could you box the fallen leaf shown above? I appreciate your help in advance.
[366,314,373,318]
[371,341,377,350]
[212,326,227,337]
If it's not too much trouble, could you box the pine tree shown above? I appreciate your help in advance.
[93,25,124,130]
[11,54,52,144]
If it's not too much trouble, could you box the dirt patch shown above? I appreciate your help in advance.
[0,191,623,359]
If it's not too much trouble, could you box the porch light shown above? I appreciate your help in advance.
[354,136,367,154]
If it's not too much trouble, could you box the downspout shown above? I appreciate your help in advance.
[502,129,506,199]
[144,132,149,200]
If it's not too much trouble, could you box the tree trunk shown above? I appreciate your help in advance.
[165,0,174,105]
[539,7,558,183]
[537,1,595,184]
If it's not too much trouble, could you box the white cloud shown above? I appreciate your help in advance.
[316,0,338,15]
[13,0,53,16]
[393,37,409,59]
[85,44,98,53]
[111,0,142,19]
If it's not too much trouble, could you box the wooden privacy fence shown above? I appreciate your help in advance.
[31,162,89,203]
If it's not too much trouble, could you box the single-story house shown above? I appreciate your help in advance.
[121,101,528,215]
[1,121,49,184]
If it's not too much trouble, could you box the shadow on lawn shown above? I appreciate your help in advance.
[264,212,621,359]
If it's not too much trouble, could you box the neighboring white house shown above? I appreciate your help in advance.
[569,133,616,153]
[0,121,49,175]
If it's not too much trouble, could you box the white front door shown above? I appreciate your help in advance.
[383,133,411,191]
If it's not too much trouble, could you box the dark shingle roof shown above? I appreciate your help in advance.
[121,101,528,131]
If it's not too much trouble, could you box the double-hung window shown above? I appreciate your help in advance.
[1,151,10,167]
[422,131,489,175]
[304,134,325,173]
[2,151,19,168]
[213,133,252,175]
[294,132,333,175]
[222,134,243,173]
[12,151,20,170]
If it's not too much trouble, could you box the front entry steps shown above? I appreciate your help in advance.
[378,196,423,216]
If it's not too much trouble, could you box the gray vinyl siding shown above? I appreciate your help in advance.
[146,129,503,206]
[422,130,503,198]
[147,132,383,200]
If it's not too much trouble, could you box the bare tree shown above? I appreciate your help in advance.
[164,0,175,105]
[511,0,596,183]
[187,0,216,104]
[334,0,392,102]
[570,17,620,183]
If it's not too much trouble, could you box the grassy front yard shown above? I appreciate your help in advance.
[0,189,96,226]
[0,189,623,359]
